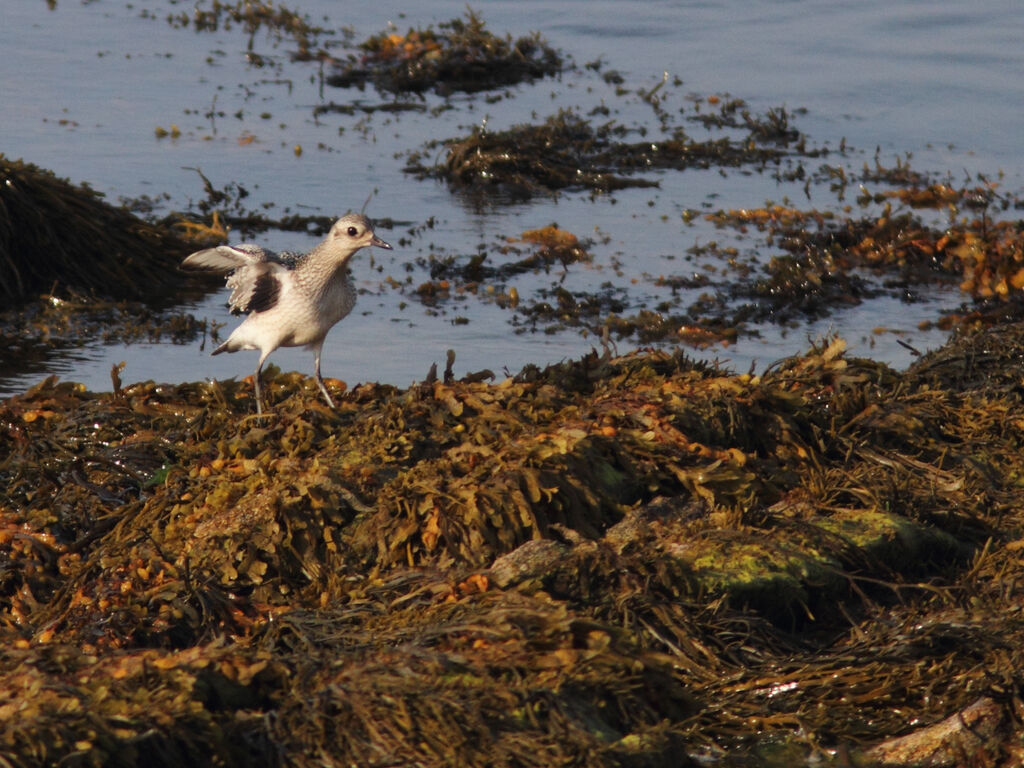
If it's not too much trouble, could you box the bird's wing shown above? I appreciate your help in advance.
[182,243,277,272]
[225,262,288,314]
[183,243,294,314]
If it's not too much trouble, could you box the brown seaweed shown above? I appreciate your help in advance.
[0,155,210,305]
[328,10,562,95]
[3,323,1024,764]
[405,110,801,200]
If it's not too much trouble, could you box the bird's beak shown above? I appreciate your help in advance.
[372,235,393,250]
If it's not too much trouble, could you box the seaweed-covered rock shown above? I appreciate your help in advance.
[2,329,1024,764]
[0,155,201,304]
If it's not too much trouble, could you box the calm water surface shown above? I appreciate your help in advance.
[2,0,1022,395]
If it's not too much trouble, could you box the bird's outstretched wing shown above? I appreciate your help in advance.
[183,244,291,314]
[182,243,275,271]
[225,266,284,314]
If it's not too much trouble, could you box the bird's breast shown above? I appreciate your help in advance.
[313,272,356,325]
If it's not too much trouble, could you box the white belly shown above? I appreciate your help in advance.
[225,274,355,353]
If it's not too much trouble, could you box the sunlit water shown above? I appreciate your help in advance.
[2,0,1022,396]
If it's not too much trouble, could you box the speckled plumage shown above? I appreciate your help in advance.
[183,212,392,413]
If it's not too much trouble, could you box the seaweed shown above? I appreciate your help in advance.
[0,157,230,387]
[328,10,562,95]
[0,155,207,305]
[3,324,1024,764]
[406,110,798,199]
[706,190,1024,308]
[166,0,332,61]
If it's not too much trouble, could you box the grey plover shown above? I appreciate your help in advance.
[183,212,392,413]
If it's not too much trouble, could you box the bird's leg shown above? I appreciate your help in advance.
[254,359,265,415]
[313,346,336,408]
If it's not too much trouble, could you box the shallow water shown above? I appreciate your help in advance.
[2,0,1022,396]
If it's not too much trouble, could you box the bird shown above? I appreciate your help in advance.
[182,212,392,414]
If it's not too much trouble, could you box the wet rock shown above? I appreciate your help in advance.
[864,697,1004,767]
[488,539,569,589]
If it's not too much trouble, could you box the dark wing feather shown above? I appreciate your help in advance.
[224,263,286,314]
[185,242,295,315]
[247,271,281,313]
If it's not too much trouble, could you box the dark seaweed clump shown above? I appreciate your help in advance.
[0,157,229,391]
[3,322,1024,765]
[406,110,809,200]
[0,155,201,305]
[328,10,562,95]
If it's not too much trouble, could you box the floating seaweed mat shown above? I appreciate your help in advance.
[0,155,199,304]
[3,332,1024,763]
[328,10,562,95]
[706,191,1024,312]
[407,110,793,199]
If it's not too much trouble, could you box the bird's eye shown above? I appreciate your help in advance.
[347,226,359,237]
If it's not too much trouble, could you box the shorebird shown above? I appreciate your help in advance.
[183,212,392,414]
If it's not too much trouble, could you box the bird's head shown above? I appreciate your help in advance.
[328,213,392,256]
